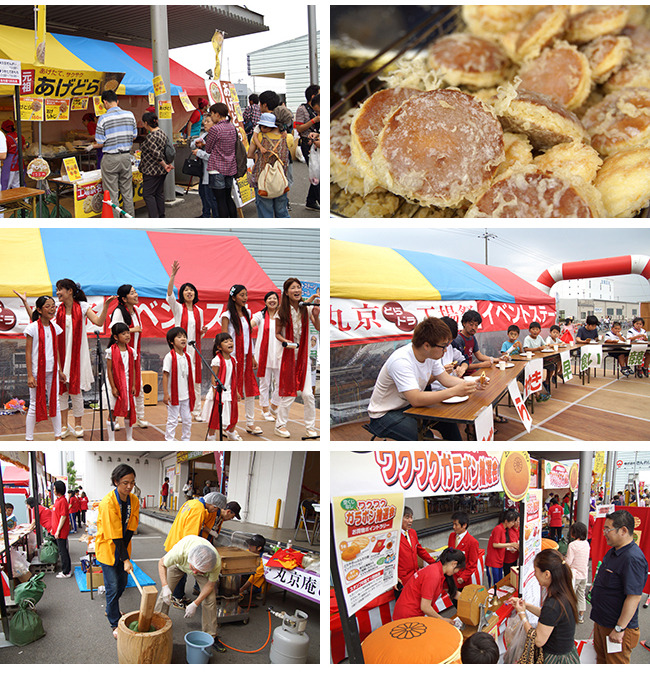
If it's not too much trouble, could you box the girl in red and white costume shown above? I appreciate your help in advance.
[166,260,207,420]
[55,279,113,438]
[162,327,195,442]
[110,285,148,428]
[251,291,281,421]
[105,322,136,441]
[24,296,65,441]
[207,333,242,441]
[275,278,319,438]
[221,284,262,435]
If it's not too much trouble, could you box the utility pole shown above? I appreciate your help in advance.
[478,229,497,265]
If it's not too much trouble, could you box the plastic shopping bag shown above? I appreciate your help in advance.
[503,614,527,664]
[308,146,320,185]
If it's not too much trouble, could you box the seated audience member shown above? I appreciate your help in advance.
[461,631,500,664]
[501,324,522,357]
[545,325,563,346]
[430,316,468,391]
[367,317,476,441]
[576,315,600,344]
[452,310,500,371]
[604,322,633,377]
[626,317,649,377]
[523,321,555,400]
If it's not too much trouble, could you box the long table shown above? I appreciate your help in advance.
[404,361,526,440]
[0,187,46,217]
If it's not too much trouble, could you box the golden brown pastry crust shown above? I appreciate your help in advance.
[582,87,650,156]
[518,41,592,110]
[462,5,543,40]
[533,140,603,184]
[330,109,365,195]
[428,33,510,88]
[466,167,604,218]
[373,89,505,208]
[595,148,650,217]
[566,6,629,45]
[515,6,569,62]
[581,35,632,84]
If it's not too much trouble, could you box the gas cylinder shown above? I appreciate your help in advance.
[269,609,310,664]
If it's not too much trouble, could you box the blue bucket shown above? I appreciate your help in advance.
[184,631,214,664]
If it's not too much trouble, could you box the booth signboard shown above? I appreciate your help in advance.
[0,59,21,86]
[19,97,44,122]
[262,560,320,604]
[560,349,573,381]
[19,67,123,98]
[331,450,533,500]
[70,97,88,111]
[520,489,543,619]
[179,90,195,112]
[158,99,173,120]
[523,359,543,400]
[45,98,70,121]
[72,173,144,218]
[332,491,403,615]
[543,460,579,491]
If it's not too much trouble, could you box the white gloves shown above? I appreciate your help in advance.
[161,585,172,605]
[184,601,198,619]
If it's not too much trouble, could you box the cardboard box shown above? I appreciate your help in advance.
[86,565,104,587]
[457,584,488,627]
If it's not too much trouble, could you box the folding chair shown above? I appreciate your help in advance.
[295,499,318,544]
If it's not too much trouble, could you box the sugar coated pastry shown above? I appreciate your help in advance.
[350,87,421,194]
[582,87,650,156]
[496,87,589,150]
[374,88,505,208]
[427,33,510,88]
[518,41,592,110]
[462,5,542,40]
[466,167,604,218]
[581,35,632,84]
[533,141,603,184]
[498,132,534,175]
[595,148,650,217]
[603,53,650,93]
[566,6,629,45]
[515,6,569,62]
[330,109,365,195]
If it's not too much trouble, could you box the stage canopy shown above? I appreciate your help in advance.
[0,229,277,339]
[331,240,556,346]
[0,24,207,96]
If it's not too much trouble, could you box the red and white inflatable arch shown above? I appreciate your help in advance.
[535,255,650,294]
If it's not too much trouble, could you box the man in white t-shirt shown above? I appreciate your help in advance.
[367,317,476,441]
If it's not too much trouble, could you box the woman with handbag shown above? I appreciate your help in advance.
[248,113,290,218]
[511,549,580,664]
[190,115,219,218]
[204,102,238,218]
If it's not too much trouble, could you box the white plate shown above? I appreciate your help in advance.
[502,362,516,368]
[541,349,554,353]
[443,395,469,404]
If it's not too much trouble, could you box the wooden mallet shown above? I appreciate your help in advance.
[129,569,158,632]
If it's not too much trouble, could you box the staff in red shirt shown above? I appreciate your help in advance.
[398,506,435,590]
[548,498,564,542]
[68,489,79,534]
[485,510,519,587]
[79,491,89,525]
[447,511,480,591]
[393,548,466,621]
[53,481,72,578]
[503,514,520,577]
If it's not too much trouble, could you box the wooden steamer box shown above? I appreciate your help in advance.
[457,584,488,626]
[216,546,260,575]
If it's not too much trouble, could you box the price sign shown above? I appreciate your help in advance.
[71,97,88,111]
[0,59,21,85]
[153,75,166,96]
[179,90,195,112]
[158,99,173,119]
[92,96,106,116]
[62,157,82,182]
[20,97,44,121]
[44,98,70,121]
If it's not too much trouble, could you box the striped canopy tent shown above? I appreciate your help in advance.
[0,24,207,96]
[331,239,556,346]
[0,229,277,339]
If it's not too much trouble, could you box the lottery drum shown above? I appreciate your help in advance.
[362,617,463,664]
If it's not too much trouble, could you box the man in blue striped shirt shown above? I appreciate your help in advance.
[90,89,137,217]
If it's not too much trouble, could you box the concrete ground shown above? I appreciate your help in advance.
[0,523,319,664]
[136,158,320,220]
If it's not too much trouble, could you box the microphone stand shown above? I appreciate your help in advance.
[92,330,115,441]
[189,341,225,442]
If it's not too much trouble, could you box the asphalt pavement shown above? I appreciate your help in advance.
[1,523,319,664]
[134,158,321,219]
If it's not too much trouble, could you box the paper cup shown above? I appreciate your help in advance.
[526,352,533,359]
[553,344,558,352]
[499,361,506,371]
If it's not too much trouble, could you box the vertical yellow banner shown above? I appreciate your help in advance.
[35,5,47,65]
[212,30,224,80]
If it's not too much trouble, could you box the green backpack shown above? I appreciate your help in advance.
[14,572,46,606]
[8,599,46,646]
